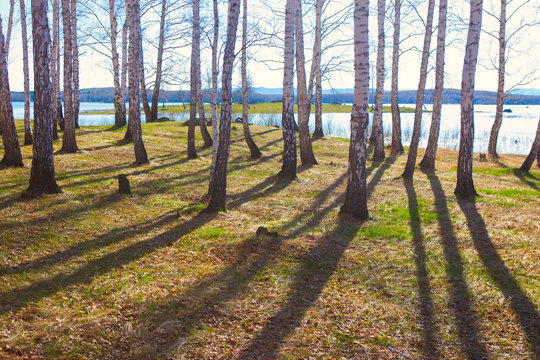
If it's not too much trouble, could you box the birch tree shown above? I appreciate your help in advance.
[5,0,15,61]
[141,53,152,123]
[277,0,297,180]
[149,0,167,123]
[340,0,369,219]
[71,0,80,129]
[20,0,33,145]
[51,0,60,140]
[296,0,317,166]
[187,0,200,159]
[25,0,61,196]
[390,0,403,154]
[207,0,241,211]
[60,0,79,153]
[109,0,127,127]
[485,0,538,160]
[455,0,483,198]
[208,0,220,195]
[419,0,448,170]
[519,117,540,172]
[487,0,506,161]
[311,0,324,138]
[0,14,23,168]
[127,0,149,165]
[196,38,213,148]
[371,0,385,160]
[241,0,261,159]
[402,0,435,178]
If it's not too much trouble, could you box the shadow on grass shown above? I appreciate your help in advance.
[127,172,349,358]
[0,210,210,315]
[1,146,396,357]
[236,156,395,359]
[0,157,298,315]
[511,169,539,191]
[1,148,283,231]
[0,148,285,277]
[403,178,439,359]
[457,197,540,357]
[237,217,363,360]
[426,172,488,359]
[492,159,539,190]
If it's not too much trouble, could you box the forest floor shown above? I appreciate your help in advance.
[81,103,421,115]
[0,120,538,359]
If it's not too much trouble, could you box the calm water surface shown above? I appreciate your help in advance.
[11,102,539,155]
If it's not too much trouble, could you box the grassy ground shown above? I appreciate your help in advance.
[82,103,420,115]
[0,120,538,359]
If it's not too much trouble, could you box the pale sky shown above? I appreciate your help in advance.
[1,0,539,94]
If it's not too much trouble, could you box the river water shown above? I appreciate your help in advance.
[11,102,539,155]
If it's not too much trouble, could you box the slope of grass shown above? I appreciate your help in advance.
[0,120,538,359]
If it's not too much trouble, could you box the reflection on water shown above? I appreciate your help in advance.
[11,102,539,155]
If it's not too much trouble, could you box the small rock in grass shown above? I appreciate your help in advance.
[256,226,278,238]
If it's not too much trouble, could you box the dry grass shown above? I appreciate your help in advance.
[0,120,538,359]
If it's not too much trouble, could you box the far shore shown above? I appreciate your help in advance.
[80,102,423,115]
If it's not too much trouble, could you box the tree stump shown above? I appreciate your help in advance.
[118,174,131,195]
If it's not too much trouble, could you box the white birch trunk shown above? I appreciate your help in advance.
[455,0,483,198]
[120,20,128,124]
[51,0,60,139]
[390,0,402,154]
[372,0,385,160]
[208,0,219,195]
[127,0,148,164]
[20,0,33,145]
[5,0,15,61]
[150,0,167,123]
[278,0,297,179]
[241,0,260,158]
[207,0,241,211]
[340,0,369,219]
[0,14,23,167]
[419,0,448,170]
[26,0,61,196]
[402,0,435,177]
[71,0,80,129]
[60,0,78,152]
[488,0,506,160]
[110,0,126,127]
[311,0,324,138]
[187,0,200,158]
[295,0,317,166]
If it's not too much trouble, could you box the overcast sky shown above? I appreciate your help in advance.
[1,0,539,93]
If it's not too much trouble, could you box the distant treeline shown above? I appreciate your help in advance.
[10,87,540,105]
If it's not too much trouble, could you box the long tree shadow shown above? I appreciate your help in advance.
[129,172,349,358]
[126,155,393,357]
[0,159,298,315]
[457,197,540,357]
[1,148,395,357]
[0,211,216,315]
[426,172,488,359]
[403,178,439,359]
[1,149,283,230]
[491,159,539,190]
[237,218,363,360]
[0,210,177,277]
[236,156,396,359]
